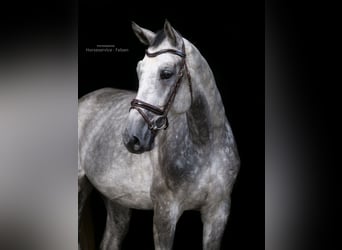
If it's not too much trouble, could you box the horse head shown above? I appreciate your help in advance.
[123,20,192,153]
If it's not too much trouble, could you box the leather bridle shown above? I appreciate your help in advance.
[130,42,192,133]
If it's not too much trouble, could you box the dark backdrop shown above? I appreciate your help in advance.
[79,1,264,249]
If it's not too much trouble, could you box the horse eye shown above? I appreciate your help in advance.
[160,70,173,80]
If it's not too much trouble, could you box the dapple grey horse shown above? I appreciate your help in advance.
[78,20,240,250]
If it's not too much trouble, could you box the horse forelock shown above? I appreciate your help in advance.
[151,30,166,48]
[150,29,183,50]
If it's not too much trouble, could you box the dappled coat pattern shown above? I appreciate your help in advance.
[78,20,240,250]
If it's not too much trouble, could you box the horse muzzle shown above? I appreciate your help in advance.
[122,127,155,154]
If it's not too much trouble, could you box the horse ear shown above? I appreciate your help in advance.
[132,22,156,46]
[164,19,182,47]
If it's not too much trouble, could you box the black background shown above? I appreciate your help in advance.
[79,1,264,249]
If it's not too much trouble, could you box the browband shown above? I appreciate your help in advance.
[145,49,186,58]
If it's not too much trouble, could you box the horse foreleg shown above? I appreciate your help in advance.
[153,202,181,250]
[100,199,131,250]
[78,174,93,250]
[201,201,230,250]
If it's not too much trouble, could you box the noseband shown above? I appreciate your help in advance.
[130,43,192,132]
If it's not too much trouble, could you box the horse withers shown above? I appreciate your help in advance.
[78,20,240,250]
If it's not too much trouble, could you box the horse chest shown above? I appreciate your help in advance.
[152,125,233,206]
[154,145,226,209]
[159,135,202,180]
[157,133,217,186]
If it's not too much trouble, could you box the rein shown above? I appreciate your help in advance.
[130,43,193,132]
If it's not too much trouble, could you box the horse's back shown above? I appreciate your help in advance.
[78,88,135,136]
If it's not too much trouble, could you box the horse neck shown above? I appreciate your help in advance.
[183,40,228,145]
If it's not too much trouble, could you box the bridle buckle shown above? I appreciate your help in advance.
[149,116,168,130]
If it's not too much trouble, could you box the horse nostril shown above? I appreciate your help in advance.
[132,136,140,150]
